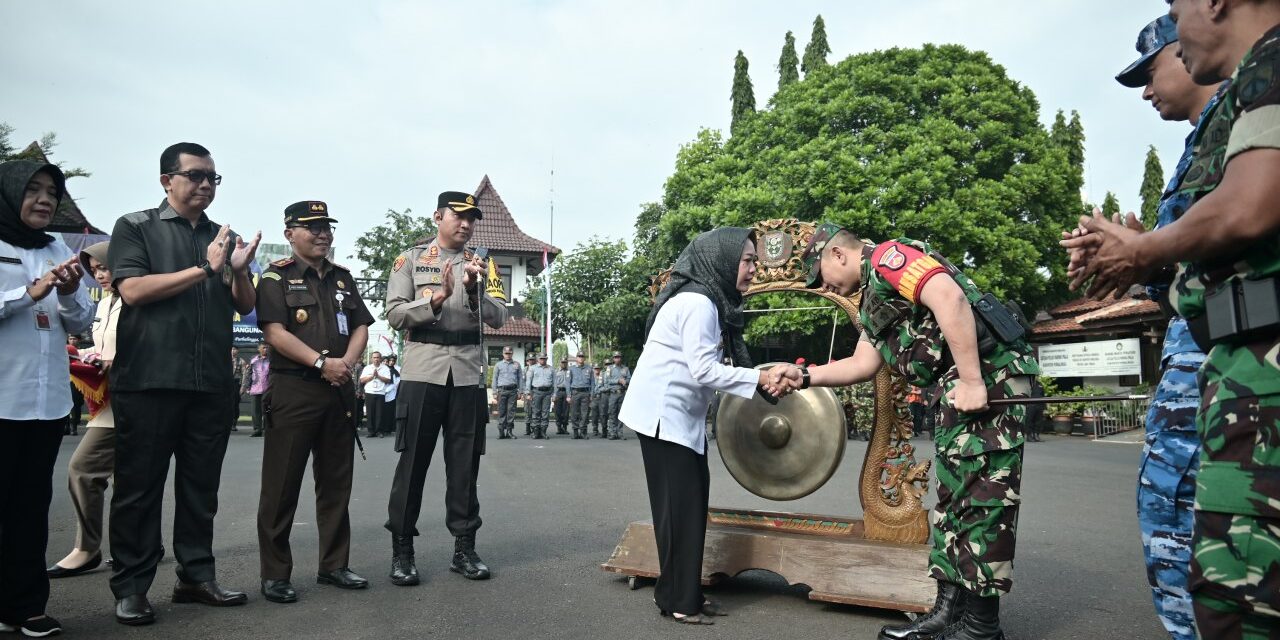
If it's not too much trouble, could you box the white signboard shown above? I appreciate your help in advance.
[1037,338,1142,378]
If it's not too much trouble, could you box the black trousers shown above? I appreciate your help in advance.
[638,431,709,616]
[365,394,385,436]
[0,419,63,624]
[386,378,484,538]
[257,375,355,579]
[381,396,397,437]
[109,390,231,598]
[251,393,265,431]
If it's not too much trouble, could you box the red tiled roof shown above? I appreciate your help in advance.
[1032,294,1163,337]
[485,316,543,339]
[1031,317,1085,336]
[1074,299,1162,323]
[1046,297,1111,316]
[471,176,560,257]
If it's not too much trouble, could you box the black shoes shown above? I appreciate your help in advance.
[261,579,297,604]
[879,580,965,640]
[935,593,1004,640]
[171,580,248,606]
[115,594,155,626]
[250,430,263,437]
[451,535,491,580]
[390,535,419,586]
[47,552,101,578]
[318,567,368,589]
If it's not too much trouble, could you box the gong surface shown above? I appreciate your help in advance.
[716,369,846,500]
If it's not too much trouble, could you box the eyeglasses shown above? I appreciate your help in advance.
[166,170,222,186]
[289,222,334,236]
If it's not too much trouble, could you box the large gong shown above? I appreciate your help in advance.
[717,370,846,501]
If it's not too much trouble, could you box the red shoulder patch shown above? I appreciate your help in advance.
[271,257,294,268]
[870,242,946,303]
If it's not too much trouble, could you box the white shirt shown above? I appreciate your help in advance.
[619,292,758,454]
[384,367,400,402]
[362,363,390,395]
[0,239,95,421]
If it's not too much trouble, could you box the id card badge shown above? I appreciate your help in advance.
[35,309,51,331]
[336,311,349,336]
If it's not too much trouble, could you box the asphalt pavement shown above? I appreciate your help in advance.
[41,423,1166,639]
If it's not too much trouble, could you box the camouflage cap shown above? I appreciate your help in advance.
[1116,15,1179,88]
[800,222,846,288]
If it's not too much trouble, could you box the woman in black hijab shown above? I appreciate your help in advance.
[0,159,94,637]
[618,227,781,624]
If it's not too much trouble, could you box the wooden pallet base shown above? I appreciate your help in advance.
[601,509,934,613]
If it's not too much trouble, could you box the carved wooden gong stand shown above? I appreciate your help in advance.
[601,219,935,613]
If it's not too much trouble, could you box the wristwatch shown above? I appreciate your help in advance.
[198,261,216,279]
[313,355,326,370]
[798,364,811,389]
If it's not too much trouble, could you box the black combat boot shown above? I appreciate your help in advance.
[451,534,491,580]
[878,580,966,640]
[389,535,419,586]
[934,592,1002,640]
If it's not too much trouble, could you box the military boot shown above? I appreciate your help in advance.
[450,534,491,580]
[878,580,965,640]
[933,593,1002,640]
[389,535,419,586]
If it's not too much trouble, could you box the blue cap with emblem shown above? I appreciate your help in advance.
[1116,15,1179,88]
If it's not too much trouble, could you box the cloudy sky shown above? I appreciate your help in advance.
[3,1,1188,274]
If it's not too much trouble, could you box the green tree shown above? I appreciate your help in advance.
[1101,191,1121,217]
[1139,145,1164,229]
[523,238,650,355]
[349,208,437,281]
[654,44,1079,316]
[0,123,90,178]
[778,31,800,90]
[731,50,756,135]
[801,15,831,76]
[1049,109,1085,197]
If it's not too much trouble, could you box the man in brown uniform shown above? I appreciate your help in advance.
[254,201,374,604]
[384,191,508,586]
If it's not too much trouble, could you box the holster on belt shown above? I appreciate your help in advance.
[1187,275,1280,351]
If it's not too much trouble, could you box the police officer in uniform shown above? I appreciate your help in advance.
[602,351,631,440]
[254,201,374,604]
[552,358,571,435]
[567,352,593,439]
[589,364,605,437]
[492,346,521,439]
[1069,2,1280,634]
[521,354,535,435]
[526,354,554,439]
[383,191,508,586]
[776,223,1039,640]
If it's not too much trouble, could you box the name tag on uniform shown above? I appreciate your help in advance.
[288,284,308,292]
[336,311,349,336]
[0,256,21,265]
[35,310,51,331]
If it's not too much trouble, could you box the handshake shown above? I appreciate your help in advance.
[757,364,807,399]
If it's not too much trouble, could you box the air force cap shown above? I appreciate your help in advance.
[1116,15,1179,88]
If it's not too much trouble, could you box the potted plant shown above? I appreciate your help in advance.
[1075,385,1112,436]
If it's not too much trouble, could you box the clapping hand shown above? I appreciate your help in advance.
[229,230,263,275]
[28,257,83,301]
[461,254,485,291]
[1060,208,1149,301]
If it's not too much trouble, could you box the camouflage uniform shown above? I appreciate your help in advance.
[1134,87,1222,640]
[856,238,1039,597]
[1170,26,1280,638]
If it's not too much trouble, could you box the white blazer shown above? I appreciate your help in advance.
[619,292,758,454]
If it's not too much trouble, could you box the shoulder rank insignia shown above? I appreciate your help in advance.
[393,255,407,273]
[260,271,282,281]
[271,257,294,268]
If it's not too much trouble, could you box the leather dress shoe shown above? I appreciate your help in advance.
[115,594,155,626]
[47,551,101,578]
[317,568,368,589]
[261,579,297,604]
[172,580,248,606]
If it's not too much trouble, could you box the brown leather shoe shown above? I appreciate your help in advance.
[172,580,248,606]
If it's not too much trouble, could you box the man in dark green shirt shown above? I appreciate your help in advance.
[106,142,261,626]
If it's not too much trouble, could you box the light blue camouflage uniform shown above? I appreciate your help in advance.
[1136,87,1222,640]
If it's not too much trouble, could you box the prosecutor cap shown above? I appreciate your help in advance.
[284,200,337,225]
[438,191,483,218]
[1116,15,1179,88]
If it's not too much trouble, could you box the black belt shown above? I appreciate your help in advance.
[607,389,624,394]
[408,329,480,346]
[533,386,552,391]
[272,368,325,383]
[498,385,517,391]
[572,387,591,391]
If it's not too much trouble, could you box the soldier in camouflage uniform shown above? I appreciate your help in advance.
[1067,3,1280,635]
[774,223,1039,640]
[1105,15,1224,640]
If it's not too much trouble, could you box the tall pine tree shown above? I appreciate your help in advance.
[801,15,831,76]
[1049,109,1086,206]
[731,50,756,135]
[1139,145,1164,229]
[778,31,800,89]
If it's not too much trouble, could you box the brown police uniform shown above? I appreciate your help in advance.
[254,201,374,582]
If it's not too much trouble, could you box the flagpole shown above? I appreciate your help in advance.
[546,165,554,358]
